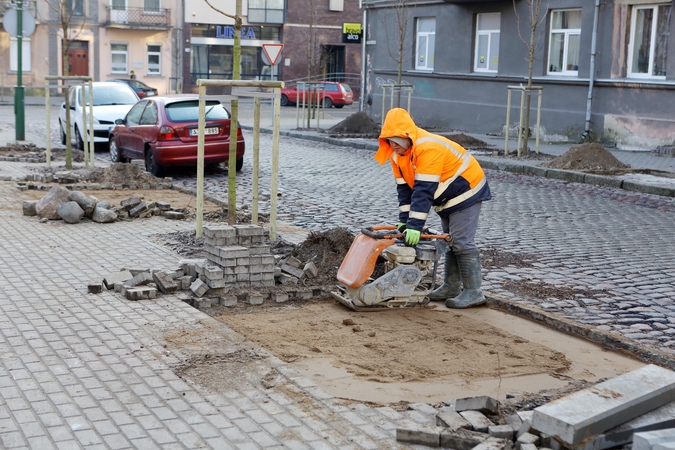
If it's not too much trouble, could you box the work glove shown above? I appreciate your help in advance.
[404,229,421,246]
[396,222,407,232]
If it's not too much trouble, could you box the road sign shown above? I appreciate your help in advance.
[262,44,284,66]
[2,9,36,37]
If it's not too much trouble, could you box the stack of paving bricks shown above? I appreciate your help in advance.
[202,224,275,289]
[395,364,675,450]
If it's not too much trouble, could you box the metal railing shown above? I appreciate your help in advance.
[190,72,278,85]
[105,6,171,28]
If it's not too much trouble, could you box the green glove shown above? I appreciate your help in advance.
[404,229,420,246]
[396,222,407,232]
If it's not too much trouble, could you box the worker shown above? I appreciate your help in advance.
[374,108,492,309]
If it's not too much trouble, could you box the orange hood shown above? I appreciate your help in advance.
[374,108,418,165]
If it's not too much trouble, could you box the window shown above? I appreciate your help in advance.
[248,0,285,24]
[475,13,500,72]
[548,9,581,75]
[68,0,84,16]
[10,38,31,72]
[144,0,160,12]
[415,17,435,71]
[329,0,343,12]
[147,44,161,75]
[111,43,128,74]
[628,4,670,79]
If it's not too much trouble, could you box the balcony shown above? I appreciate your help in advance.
[105,6,171,29]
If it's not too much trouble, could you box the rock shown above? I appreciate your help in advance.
[68,191,97,216]
[96,201,111,210]
[35,185,71,220]
[92,206,117,223]
[22,200,37,216]
[58,201,85,224]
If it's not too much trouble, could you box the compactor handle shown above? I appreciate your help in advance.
[362,225,452,244]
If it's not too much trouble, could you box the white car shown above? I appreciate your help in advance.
[59,82,139,149]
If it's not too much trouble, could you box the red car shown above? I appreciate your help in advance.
[280,81,354,108]
[109,97,245,177]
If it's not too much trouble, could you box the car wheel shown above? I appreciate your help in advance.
[280,94,289,107]
[109,137,122,163]
[334,104,344,109]
[145,148,165,177]
[236,157,244,172]
[323,97,333,108]
[74,126,84,150]
[59,121,66,145]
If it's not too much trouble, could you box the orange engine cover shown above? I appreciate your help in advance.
[337,233,395,288]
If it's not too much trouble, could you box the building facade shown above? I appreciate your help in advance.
[0,0,182,95]
[361,0,675,149]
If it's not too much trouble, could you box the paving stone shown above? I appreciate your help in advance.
[271,292,289,303]
[247,292,264,305]
[153,271,178,294]
[489,425,515,440]
[219,297,237,307]
[532,365,675,446]
[440,428,489,450]
[125,286,158,300]
[87,280,103,294]
[459,410,494,432]
[190,279,209,297]
[455,396,499,414]
[436,408,471,431]
[281,263,304,279]
[396,425,442,447]
[634,428,675,450]
[126,271,154,287]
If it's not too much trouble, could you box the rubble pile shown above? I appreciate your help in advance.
[89,224,326,308]
[22,185,189,224]
[396,364,675,450]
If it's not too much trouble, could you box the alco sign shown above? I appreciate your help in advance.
[342,22,362,44]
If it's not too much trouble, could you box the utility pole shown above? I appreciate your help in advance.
[15,0,25,141]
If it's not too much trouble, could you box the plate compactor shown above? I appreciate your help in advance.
[331,226,452,311]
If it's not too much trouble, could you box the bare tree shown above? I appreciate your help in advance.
[46,0,86,169]
[204,0,242,225]
[513,0,547,154]
[383,0,414,107]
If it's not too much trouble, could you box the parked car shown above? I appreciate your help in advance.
[59,82,140,150]
[280,81,354,108]
[111,79,158,98]
[109,97,246,177]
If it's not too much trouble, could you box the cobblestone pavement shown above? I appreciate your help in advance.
[174,132,675,360]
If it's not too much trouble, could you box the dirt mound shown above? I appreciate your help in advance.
[441,133,491,149]
[84,162,166,187]
[544,143,631,173]
[326,112,381,136]
[289,228,354,285]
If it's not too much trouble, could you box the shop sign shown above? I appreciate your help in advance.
[216,26,257,39]
[342,22,362,44]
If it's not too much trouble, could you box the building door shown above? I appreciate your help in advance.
[66,41,89,76]
[321,45,345,81]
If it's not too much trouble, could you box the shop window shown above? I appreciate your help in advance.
[248,0,285,24]
[548,9,581,75]
[628,4,670,79]
[111,43,128,74]
[147,44,161,75]
[415,17,435,71]
[10,38,31,72]
[474,13,500,72]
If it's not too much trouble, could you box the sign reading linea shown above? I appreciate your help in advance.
[342,22,362,44]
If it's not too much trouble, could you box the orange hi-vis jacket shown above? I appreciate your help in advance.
[374,108,491,231]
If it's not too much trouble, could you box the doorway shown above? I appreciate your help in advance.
[66,41,89,76]
[321,45,345,81]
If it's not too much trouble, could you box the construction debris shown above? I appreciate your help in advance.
[395,365,675,450]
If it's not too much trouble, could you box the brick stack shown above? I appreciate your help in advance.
[203,225,275,289]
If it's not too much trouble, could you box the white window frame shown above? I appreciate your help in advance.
[547,9,581,76]
[111,43,128,74]
[10,38,31,72]
[147,44,161,75]
[474,13,500,73]
[627,3,670,79]
[415,17,435,71]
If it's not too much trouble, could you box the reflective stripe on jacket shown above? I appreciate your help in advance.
[374,108,491,231]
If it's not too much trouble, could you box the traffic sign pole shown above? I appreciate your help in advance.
[15,0,25,141]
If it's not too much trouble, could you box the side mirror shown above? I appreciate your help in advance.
[115,118,125,125]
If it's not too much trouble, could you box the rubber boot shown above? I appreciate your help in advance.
[428,251,462,301]
[445,249,486,308]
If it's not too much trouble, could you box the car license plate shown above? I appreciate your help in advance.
[190,127,219,136]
